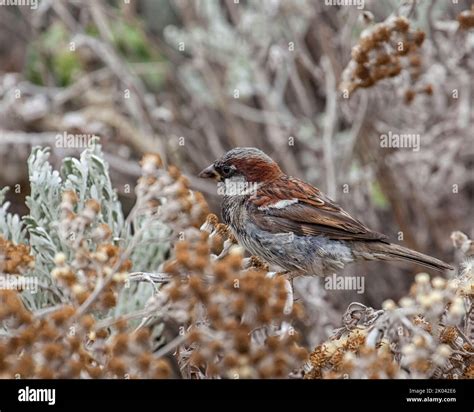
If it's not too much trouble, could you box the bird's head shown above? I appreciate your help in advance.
[198,148,282,186]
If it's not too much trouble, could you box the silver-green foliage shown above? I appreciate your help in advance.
[0,142,169,314]
[0,187,27,245]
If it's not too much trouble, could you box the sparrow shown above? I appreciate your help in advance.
[199,147,453,277]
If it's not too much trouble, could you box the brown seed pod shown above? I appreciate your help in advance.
[413,30,425,46]
[351,46,368,64]
[373,25,391,42]
[108,357,127,377]
[393,16,410,33]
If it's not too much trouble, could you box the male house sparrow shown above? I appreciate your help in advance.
[199,147,453,277]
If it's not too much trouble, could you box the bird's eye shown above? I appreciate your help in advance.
[221,165,233,177]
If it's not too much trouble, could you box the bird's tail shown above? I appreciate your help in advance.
[354,242,454,272]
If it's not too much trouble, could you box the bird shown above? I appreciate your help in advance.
[198,147,453,277]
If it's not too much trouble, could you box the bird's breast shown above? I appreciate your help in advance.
[222,195,248,231]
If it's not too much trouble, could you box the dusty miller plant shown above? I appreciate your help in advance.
[0,142,169,317]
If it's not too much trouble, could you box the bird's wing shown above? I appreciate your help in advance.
[249,176,388,242]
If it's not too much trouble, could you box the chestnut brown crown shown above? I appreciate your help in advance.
[198,147,283,183]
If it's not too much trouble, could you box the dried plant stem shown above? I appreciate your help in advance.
[321,56,337,199]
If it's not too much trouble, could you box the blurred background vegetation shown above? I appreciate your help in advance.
[0,0,472,311]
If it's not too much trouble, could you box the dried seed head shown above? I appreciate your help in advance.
[141,153,163,173]
[80,314,95,330]
[85,199,101,214]
[54,252,67,266]
[134,328,151,347]
[152,359,172,378]
[112,334,129,355]
[62,190,78,205]
[458,8,474,30]
[415,273,430,284]
[413,30,425,46]
[108,357,127,377]
[393,16,410,32]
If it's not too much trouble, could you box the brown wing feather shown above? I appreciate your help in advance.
[250,176,388,242]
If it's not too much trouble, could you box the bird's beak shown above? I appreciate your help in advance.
[198,164,220,180]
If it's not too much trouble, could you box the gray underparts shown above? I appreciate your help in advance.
[237,222,355,276]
